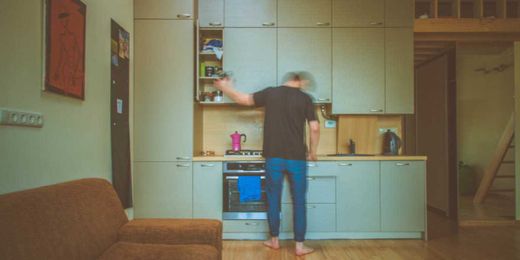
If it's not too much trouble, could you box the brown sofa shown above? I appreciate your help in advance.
[0,178,222,260]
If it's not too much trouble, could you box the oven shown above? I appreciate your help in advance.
[222,161,267,220]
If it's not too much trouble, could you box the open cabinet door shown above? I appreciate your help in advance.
[515,42,520,221]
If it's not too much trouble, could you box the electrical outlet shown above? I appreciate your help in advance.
[378,127,397,134]
[0,108,44,128]
[324,120,336,128]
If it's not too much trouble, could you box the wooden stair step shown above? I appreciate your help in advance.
[490,189,515,192]
[496,175,515,178]
[501,160,515,164]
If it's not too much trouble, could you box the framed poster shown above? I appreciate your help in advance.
[44,0,86,100]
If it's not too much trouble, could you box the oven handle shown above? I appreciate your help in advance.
[225,176,266,180]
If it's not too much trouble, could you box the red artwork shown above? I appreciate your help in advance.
[45,0,86,100]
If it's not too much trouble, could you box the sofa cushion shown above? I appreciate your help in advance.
[99,242,219,260]
[0,178,129,260]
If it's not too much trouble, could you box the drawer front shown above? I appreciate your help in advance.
[306,161,336,175]
[281,203,336,232]
[282,176,336,203]
[223,220,269,233]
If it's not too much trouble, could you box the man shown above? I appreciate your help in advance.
[214,72,320,256]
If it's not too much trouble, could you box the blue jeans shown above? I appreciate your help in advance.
[265,157,307,242]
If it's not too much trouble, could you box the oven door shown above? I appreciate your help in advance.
[223,173,267,220]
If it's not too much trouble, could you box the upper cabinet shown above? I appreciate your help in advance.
[199,0,224,27]
[333,0,384,27]
[134,0,193,19]
[225,0,277,27]
[278,0,332,27]
[278,28,332,103]
[385,0,414,27]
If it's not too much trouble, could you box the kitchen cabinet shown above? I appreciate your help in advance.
[133,162,193,218]
[223,220,269,232]
[385,0,414,27]
[193,162,223,220]
[223,28,277,95]
[134,20,193,161]
[332,28,385,114]
[278,28,332,103]
[333,0,384,27]
[225,0,277,27]
[381,161,426,232]
[281,203,336,232]
[199,0,224,27]
[278,0,332,27]
[386,28,414,114]
[336,161,381,232]
[134,0,193,19]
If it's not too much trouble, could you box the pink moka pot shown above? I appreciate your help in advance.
[230,131,247,151]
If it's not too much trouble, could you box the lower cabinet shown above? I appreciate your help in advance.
[381,161,426,232]
[193,162,223,220]
[223,220,269,233]
[133,162,193,218]
[281,203,336,232]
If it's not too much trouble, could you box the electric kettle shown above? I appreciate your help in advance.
[382,130,401,155]
[230,131,247,151]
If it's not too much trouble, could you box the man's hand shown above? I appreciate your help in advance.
[213,77,232,90]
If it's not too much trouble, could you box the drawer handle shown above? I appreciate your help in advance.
[306,177,315,181]
[245,222,259,226]
[316,98,330,102]
[176,164,191,168]
[176,156,191,160]
[396,163,410,166]
[316,22,330,26]
[201,164,215,167]
[306,205,317,209]
[262,22,275,27]
[369,109,383,113]
[370,22,383,25]
[338,163,353,166]
[225,176,266,180]
[209,22,222,26]
[307,163,317,167]
[177,14,192,19]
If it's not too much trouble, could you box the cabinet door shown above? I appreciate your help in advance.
[278,0,331,27]
[282,176,336,203]
[278,28,332,103]
[332,28,385,114]
[385,28,414,114]
[133,162,193,218]
[381,161,426,232]
[134,20,193,161]
[224,28,277,95]
[385,0,414,27]
[225,0,277,27]
[134,0,193,19]
[199,0,224,27]
[333,0,384,27]
[336,161,381,232]
[193,162,223,219]
[281,203,336,232]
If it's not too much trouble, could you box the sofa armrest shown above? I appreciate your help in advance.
[118,219,222,253]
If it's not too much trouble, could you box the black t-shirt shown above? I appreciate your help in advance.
[253,86,318,161]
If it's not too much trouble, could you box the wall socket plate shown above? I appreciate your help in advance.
[0,108,44,128]
[378,127,397,134]
[324,120,336,128]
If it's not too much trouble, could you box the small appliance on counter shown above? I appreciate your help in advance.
[230,131,247,151]
[382,130,401,155]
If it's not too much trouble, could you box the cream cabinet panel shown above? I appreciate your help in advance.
[224,28,277,95]
[385,28,414,114]
[199,0,224,27]
[134,0,193,19]
[333,0,384,27]
[278,0,332,27]
[133,162,193,218]
[193,162,223,219]
[278,28,332,103]
[225,0,277,27]
[385,0,414,27]
[332,28,385,114]
[134,20,193,161]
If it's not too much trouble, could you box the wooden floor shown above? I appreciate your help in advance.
[222,212,520,260]
[459,193,515,224]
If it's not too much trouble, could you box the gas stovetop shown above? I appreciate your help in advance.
[224,150,263,157]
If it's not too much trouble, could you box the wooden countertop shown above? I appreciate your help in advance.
[193,155,427,162]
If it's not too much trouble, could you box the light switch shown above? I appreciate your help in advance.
[0,108,44,128]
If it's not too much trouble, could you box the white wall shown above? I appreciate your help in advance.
[0,0,133,194]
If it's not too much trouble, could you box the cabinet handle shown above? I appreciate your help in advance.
[306,205,317,209]
[396,162,410,166]
[176,156,191,161]
[338,163,353,167]
[200,164,215,167]
[245,222,259,226]
[307,163,317,167]
[262,22,275,27]
[225,176,266,180]
[209,22,222,26]
[316,98,330,102]
[176,164,191,168]
[177,14,192,19]
[369,109,384,113]
[370,22,383,26]
[316,22,330,26]
[307,177,316,181]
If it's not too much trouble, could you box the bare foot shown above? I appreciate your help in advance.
[295,242,314,256]
[263,237,280,250]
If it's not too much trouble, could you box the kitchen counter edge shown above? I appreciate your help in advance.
[193,156,428,162]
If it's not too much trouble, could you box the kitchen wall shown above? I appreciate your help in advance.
[457,43,515,186]
[0,0,134,194]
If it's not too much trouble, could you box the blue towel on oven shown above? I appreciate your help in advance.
[238,176,262,202]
